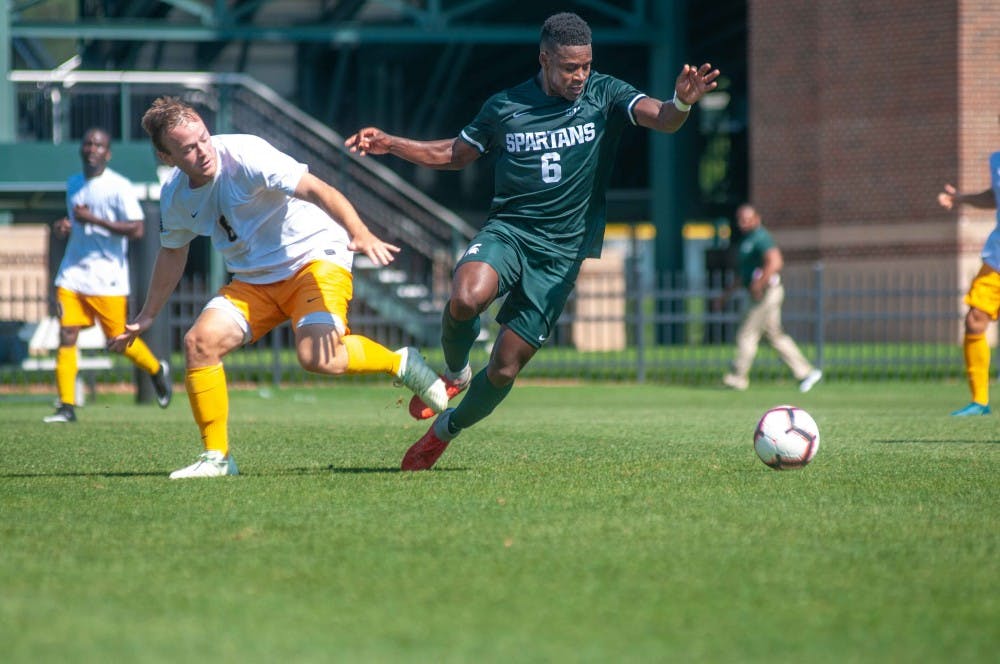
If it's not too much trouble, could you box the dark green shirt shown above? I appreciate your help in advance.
[460,71,645,260]
[738,225,776,287]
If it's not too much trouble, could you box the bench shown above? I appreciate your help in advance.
[19,317,114,405]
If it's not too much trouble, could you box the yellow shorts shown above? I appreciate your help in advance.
[965,264,1000,320]
[55,287,128,337]
[216,260,353,343]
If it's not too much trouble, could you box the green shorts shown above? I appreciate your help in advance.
[456,225,582,348]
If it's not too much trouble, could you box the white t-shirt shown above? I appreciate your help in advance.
[158,134,352,284]
[55,168,144,296]
[978,151,1000,271]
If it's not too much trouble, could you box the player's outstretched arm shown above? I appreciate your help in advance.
[294,172,400,266]
[345,127,479,170]
[107,245,189,351]
[938,184,996,210]
[634,63,721,134]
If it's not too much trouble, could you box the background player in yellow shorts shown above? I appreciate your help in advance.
[45,127,171,423]
[939,151,1000,415]
[109,97,446,478]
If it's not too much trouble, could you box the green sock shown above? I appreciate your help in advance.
[441,304,480,373]
[449,369,512,433]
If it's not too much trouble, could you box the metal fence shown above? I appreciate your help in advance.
[9,70,478,346]
[0,262,967,393]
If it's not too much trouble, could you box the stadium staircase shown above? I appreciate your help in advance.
[8,70,478,345]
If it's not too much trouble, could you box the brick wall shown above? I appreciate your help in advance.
[0,225,49,323]
[959,1,1000,190]
[749,0,999,236]
[749,0,1000,341]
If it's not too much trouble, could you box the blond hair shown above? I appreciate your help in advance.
[141,96,203,153]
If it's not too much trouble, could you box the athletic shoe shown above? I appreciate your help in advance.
[152,360,173,408]
[169,451,239,479]
[408,364,471,420]
[43,404,76,423]
[950,402,991,417]
[799,369,823,393]
[395,347,448,414]
[722,373,748,391]
[402,409,455,471]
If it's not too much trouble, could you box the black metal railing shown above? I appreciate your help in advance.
[0,263,967,391]
[10,70,478,344]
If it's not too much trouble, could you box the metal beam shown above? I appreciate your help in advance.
[0,1,13,142]
[10,21,663,44]
[574,0,647,27]
[159,0,217,26]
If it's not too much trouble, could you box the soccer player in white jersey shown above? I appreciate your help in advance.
[938,149,1000,416]
[44,127,172,424]
[109,97,446,479]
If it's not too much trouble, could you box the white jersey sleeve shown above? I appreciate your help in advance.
[158,134,352,283]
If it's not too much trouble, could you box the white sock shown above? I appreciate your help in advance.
[444,364,471,385]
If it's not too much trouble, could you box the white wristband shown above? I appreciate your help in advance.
[672,92,691,112]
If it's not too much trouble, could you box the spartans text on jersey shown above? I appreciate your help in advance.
[505,122,596,153]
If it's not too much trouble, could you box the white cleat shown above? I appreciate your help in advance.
[169,451,239,479]
[799,369,823,393]
[395,346,449,414]
[722,373,749,391]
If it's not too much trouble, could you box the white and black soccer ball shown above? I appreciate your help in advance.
[753,405,820,470]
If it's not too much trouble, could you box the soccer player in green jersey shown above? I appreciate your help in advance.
[346,12,720,470]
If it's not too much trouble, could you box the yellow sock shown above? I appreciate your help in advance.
[55,346,78,406]
[343,335,401,375]
[964,333,990,405]
[185,364,229,456]
[121,336,161,375]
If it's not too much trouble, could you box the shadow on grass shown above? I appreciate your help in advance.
[272,465,468,475]
[872,439,1000,444]
[0,466,470,479]
[0,471,166,478]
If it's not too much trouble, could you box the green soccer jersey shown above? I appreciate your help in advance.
[460,71,646,260]
[738,225,776,287]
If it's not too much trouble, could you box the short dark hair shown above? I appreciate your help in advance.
[540,12,592,50]
[141,96,203,153]
[82,127,110,146]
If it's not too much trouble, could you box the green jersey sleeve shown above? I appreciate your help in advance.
[458,73,648,260]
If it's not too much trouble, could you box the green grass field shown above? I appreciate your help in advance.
[1,381,996,663]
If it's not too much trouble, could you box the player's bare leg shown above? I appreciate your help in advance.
[953,306,992,416]
[294,324,447,413]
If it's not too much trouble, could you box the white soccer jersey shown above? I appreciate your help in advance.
[54,168,144,296]
[978,151,1000,271]
[158,134,352,284]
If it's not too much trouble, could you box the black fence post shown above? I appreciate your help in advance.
[631,226,647,384]
[271,326,283,388]
[131,200,170,404]
[814,262,825,371]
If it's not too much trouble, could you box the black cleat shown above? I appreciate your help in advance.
[152,360,173,408]
[43,403,77,423]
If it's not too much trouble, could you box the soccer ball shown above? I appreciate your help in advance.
[753,405,820,470]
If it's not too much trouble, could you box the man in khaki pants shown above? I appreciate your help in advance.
[718,204,822,392]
